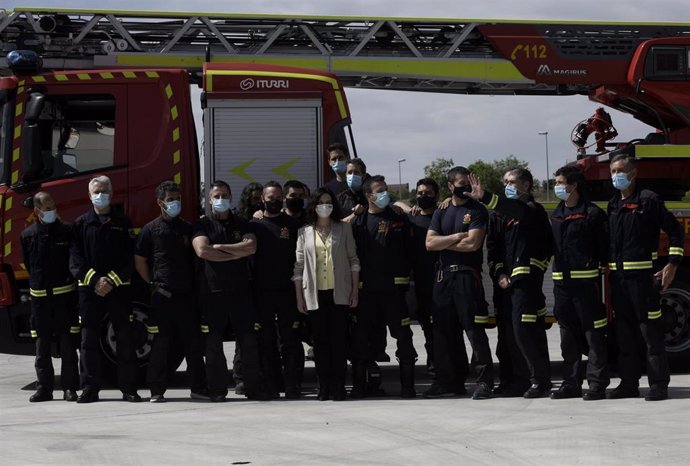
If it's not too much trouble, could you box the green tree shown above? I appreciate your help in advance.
[423,157,455,199]
[467,160,502,194]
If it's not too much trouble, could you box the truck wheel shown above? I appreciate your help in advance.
[661,274,690,371]
[99,300,185,386]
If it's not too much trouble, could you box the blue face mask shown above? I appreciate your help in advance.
[331,160,346,174]
[374,191,390,208]
[347,174,362,190]
[164,200,182,218]
[504,184,519,199]
[91,192,111,209]
[554,185,571,201]
[212,198,231,213]
[612,172,631,191]
[40,209,57,224]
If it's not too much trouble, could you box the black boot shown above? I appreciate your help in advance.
[400,363,416,398]
[349,363,367,399]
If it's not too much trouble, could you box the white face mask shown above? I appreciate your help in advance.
[212,198,231,213]
[91,192,111,209]
[315,203,333,218]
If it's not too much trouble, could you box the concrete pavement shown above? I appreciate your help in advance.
[1,326,689,465]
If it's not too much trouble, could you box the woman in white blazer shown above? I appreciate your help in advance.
[293,187,360,401]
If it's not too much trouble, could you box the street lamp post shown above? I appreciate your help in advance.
[538,131,550,201]
[397,158,406,200]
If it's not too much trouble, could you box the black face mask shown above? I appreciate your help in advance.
[265,199,283,215]
[416,195,437,210]
[285,197,304,213]
[453,185,472,199]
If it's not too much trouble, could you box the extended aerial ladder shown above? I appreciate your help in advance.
[3,7,690,96]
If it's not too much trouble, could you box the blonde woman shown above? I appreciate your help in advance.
[293,187,360,401]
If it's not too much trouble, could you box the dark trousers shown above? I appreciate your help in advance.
[310,290,350,391]
[610,272,669,389]
[79,286,137,392]
[510,273,551,385]
[352,290,417,365]
[554,281,609,390]
[31,292,80,392]
[494,286,530,390]
[255,289,305,392]
[203,290,262,397]
[415,287,435,368]
[146,290,206,395]
[432,270,493,389]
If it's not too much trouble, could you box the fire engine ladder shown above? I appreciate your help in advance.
[2,8,690,95]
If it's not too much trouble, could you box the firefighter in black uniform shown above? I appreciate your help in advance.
[251,181,304,399]
[487,186,531,397]
[135,181,208,402]
[407,177,447,376]
[192,180,267,402]
[70,176,139,403]
[607,155,684,401]
[549,166,609,400]
[337,158,368,222]
[21,192,79,402]
[351,175,417,398]
[425,167,494,400]
[468,169,554,398]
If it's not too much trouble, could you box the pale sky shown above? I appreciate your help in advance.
[4,0,686,188]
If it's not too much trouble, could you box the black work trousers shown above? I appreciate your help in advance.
[510,272,551,385]
[79,286,137,393]
[352,290,417,365]
[432,270,493,389]
[202,289,262,397]
[494,286,530,390]
[414,286,435,368]
[31,291,80,392]
[255,289,305,393]
[310,290,350,392]
[610,271,669,389]
[146,290,206,395]
[554,280,609,391]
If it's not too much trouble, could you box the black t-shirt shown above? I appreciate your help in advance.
[250,213,300,291]
[192,213,252,293]
[136,216,195,292]
[429,199,488,272]
[408,212,438,292]
[324,178,348,197]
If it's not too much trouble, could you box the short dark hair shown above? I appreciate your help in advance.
[416,178,439,196]
[263,180,283,193]
[156,180,179,200]
[362,175,386,195]
[327,142,348,154]
[304,187,343,225]
[508,168,534,192]
[283,180,305,193]
[610,154,636,169]
[210,180,231,194]
[554,165,585,195]
[33,191,52,209]
[347,158,367,174]
[447,166,470,183]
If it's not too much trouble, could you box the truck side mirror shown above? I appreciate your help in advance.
[21,92,46,183]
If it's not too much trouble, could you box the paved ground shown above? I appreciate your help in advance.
[1,326,689,465]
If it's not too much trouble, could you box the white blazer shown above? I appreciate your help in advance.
[292,222,360,311]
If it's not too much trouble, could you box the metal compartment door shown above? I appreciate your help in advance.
[206,99,321,208]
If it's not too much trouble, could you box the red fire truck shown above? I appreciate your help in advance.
[1,9,690,369]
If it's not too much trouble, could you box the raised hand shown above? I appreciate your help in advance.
[467,173,484,200]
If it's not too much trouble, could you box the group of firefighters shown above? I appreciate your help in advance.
[22,142,683,403]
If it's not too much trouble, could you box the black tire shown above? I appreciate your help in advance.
[661,270,690,372]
